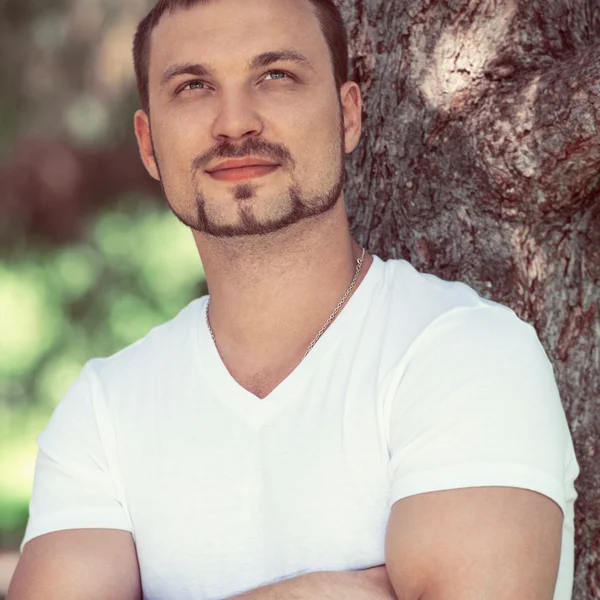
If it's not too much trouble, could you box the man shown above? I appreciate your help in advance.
[8,0,579,598]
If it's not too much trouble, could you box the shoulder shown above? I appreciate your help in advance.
[78,297,207,408]
[372,256,529,365]
[377,255,506,317]
[377,256,552,399]
[384,266,570,494]
[38,297,207,440]
[89,297,205,375]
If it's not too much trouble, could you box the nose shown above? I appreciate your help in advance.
[210,89,264,142]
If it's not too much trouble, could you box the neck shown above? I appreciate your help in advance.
[192,200,373,368]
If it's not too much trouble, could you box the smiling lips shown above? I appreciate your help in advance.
[206,157,280,182]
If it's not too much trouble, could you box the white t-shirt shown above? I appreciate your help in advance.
[21,255,579,600]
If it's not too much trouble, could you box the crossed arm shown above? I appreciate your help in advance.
[8,486,562,600]
[226,566,396,600]
[225,486,562,600]
[7,537,395,600]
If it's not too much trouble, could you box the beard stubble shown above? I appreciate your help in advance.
[150,110,346,239]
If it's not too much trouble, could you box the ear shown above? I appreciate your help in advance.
[134,110,161,181]
[340,81,362,154]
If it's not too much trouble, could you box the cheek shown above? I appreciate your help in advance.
[305,114,344,163]
[153,113,208,176]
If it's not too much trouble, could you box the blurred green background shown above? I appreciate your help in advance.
[0,0,207,555]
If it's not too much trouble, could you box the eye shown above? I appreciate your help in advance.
[175,70,294,96]
[178,80,208,94]
[263,70,293,81]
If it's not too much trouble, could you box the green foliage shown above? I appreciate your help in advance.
[0,195,207,543]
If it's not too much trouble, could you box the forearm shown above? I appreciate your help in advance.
[226,566,397,600]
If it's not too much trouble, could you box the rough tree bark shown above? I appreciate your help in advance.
[0,0,597,597]
[341,1,600,598]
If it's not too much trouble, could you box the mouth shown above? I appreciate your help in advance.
[207,164,280,182]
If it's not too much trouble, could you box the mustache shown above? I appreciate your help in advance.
[191,140,293,174]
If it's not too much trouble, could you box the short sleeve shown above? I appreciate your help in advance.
[388,305,574,513]
[21,362,132,552]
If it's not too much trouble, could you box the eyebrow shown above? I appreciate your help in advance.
[160,48,316,89]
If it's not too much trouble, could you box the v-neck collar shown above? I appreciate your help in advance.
[195,255,385,429]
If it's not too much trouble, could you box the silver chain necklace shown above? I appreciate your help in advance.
[205,247,366,361]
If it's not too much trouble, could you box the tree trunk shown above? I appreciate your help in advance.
[341,1,599,598]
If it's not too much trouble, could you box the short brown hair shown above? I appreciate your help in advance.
[133,0,349,114]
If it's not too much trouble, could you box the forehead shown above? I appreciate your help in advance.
[148,0,328,80]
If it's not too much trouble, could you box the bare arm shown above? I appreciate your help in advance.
[385,487,562,600]
[226,565,397,600]
[7,529,142,600]
[8,530,397,600]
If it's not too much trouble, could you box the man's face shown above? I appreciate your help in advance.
[141,0,350,237]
